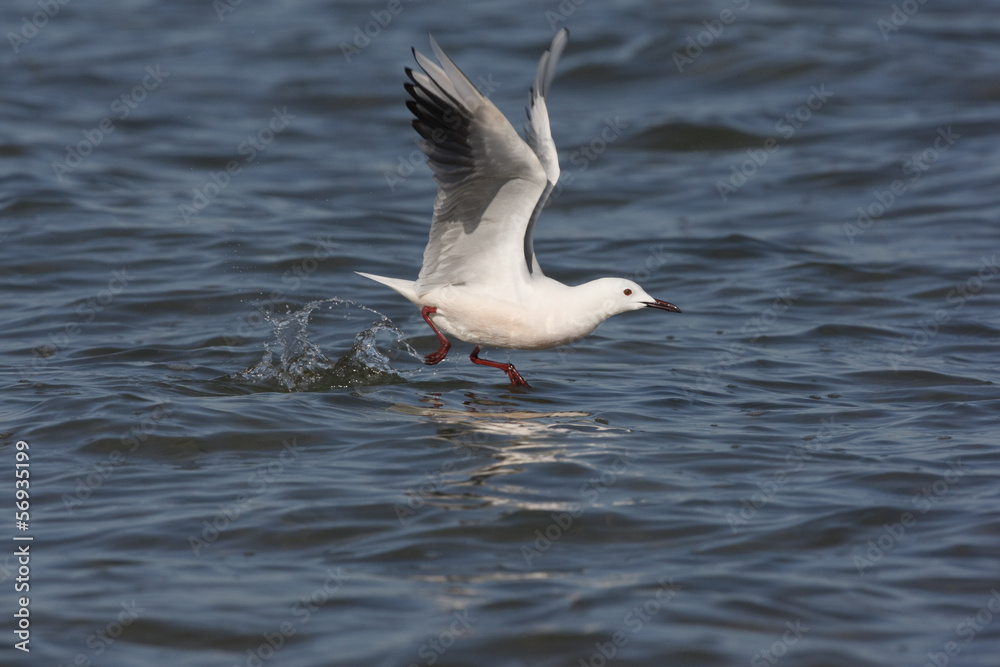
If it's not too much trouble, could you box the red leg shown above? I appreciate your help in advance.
[470,346,530,388]
[421,306,451,365]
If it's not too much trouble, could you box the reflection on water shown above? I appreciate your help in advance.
[389,393,639,521]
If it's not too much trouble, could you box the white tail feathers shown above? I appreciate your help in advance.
[355,272,421,305]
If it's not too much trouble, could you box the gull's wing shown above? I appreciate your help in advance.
[407,35,548,296]
[523,28,569,276]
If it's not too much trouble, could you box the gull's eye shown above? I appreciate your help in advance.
[623,288,632,296]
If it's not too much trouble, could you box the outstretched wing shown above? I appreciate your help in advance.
[407,36,548,296]
[522,28,569,276]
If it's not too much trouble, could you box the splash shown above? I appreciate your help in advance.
[235,298,419,391]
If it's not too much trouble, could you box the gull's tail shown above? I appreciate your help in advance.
[356,271,421,306]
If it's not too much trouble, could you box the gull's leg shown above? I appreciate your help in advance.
[421,306,451,365]
[470,346,530,388]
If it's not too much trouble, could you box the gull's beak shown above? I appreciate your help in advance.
[644,298,681,313]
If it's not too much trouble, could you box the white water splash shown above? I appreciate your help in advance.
[235,298,419,391]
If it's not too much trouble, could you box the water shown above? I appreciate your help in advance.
[3,1,1000,665]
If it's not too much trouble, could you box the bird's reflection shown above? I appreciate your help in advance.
[389,390,628,518]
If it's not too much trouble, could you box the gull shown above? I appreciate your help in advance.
[358,29,680,387]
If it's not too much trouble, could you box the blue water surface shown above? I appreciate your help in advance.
[2,1,999,666]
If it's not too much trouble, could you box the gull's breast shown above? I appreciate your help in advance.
[425,288,596,351]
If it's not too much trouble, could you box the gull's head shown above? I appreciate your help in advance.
[591,278,682,318]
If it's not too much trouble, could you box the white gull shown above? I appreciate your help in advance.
[358,29,680,387]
